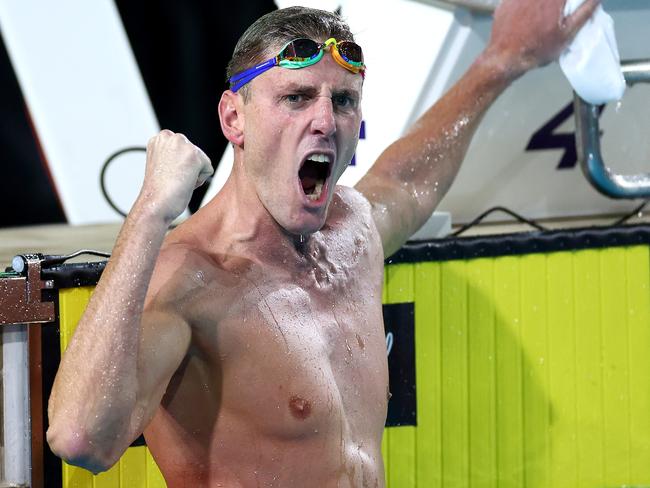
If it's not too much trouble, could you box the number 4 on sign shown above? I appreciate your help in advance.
[526,101,605,170]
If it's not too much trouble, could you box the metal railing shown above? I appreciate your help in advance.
[574,59,650,199]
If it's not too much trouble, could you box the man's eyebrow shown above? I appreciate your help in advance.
[278,83,318,95]
[333,88,361,98]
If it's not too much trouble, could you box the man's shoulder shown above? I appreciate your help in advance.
[331,185,374,220]
[146,238,238,310]
[328,186,383,250]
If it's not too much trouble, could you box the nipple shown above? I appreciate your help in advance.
[289,395,312,420]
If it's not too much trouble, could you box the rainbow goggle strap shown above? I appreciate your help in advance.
[228,37,365,93]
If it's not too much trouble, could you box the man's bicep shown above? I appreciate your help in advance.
[355,172,420,258]
[134,307,191,429]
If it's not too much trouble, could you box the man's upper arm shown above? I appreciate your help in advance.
[135,307,190,425]
[130,249,193,434]
[355,169,431,258]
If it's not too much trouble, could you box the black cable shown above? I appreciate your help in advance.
[99,146,147,218]
[611,200,649,226]
[101,147,646,238]
[41,249,111,267]
[451,206,548,237]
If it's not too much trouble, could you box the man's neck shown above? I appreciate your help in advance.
[178,165,316,270]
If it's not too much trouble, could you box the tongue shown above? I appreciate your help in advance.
[299,162,320,194]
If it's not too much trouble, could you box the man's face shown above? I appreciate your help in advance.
[239,51,363,236]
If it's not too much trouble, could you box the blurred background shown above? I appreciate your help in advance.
[0,0,648,235]
[0,0,276,227]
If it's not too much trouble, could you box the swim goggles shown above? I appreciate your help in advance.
[228,37,365,92]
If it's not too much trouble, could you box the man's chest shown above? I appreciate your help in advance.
[214,277,388,440]
[187,223,388,438]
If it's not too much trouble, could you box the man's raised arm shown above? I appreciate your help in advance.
[356,0,600,257]
[46,130,213,473]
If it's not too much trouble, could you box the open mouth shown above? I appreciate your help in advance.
[299,153,331,201]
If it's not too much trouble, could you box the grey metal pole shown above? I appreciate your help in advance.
[2,324,30,488]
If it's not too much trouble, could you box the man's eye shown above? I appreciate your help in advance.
[333,95,356,109]
[284,94,305,104]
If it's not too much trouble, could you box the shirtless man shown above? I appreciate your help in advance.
[47,0,599,486]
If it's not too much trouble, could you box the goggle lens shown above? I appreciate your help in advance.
[281,38,321,61]
[336,41,363,65]
[280,38,364,65]
[228,38,365,92]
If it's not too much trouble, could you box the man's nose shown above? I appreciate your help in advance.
[310,96,336,137]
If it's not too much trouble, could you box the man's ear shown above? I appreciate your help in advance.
[218,90,244,146]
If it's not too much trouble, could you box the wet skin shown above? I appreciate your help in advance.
[47,2,601,485]
[143,56,389,486]
[145,189,388,487]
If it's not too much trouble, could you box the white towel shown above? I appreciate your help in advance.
[559,0,626,105]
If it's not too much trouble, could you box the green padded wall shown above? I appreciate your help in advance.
[53,242,650,487]
[382,245,650,487]
[58,287,166,488]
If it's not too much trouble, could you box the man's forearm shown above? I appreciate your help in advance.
[359,46,523,257]
[375,47,521,219]
[47,130,211,471]
[47,198,169,469]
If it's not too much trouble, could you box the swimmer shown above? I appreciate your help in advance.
[47,0,599,486]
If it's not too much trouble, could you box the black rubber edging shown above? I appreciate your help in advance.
[39,225,650,285]
[386,224,650,265]
[42,261,107,288]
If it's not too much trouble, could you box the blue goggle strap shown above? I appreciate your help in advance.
[229,57,278,92]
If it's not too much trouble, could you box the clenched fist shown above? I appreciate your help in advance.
[137,130,213,223]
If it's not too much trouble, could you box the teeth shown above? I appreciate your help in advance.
[307,181,324,201]
[309,153,330,164]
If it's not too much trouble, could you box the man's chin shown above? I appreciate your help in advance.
[280,212,328,238]
[271,193,332,237]
[285,221,325,238]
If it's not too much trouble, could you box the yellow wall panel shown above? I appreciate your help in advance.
[519,254,549,488]
[382,244,650,488]
[626,247,650,484]
[58,288,165,488]
[466,258,497,488]
[93,462,120,488]
[574,250,605,487]
[52,243,650,488]
[63,462,93,488]
[414,262,442,487]
[384,264,416,488]
[145,450,167,487]
[600,248,632,484]
[546,252,579,487]
[120,446,147,486]
[58,287,93,350]
[493,256,525,488]
[440,261,470,487]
